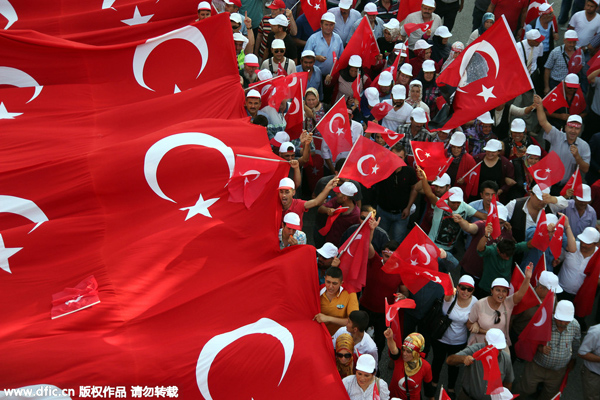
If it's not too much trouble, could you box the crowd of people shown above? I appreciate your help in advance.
[202,0,600,398]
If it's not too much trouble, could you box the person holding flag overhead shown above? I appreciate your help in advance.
[400,0,442,50]
[562,183,597,237]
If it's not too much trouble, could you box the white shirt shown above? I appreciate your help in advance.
[342,375,390,400]
[321,120,363,161]
[559,241,597,294]
[440,295,478,345]
[505,197,568,231]
[569,11,600,47]
[516,39,544,75]
[332,326,379,366]
[381,100,413,132]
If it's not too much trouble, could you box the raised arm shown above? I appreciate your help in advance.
[533,94,553,134]
[513,263,533,305]
[307,177,339,209]
[416,167,439,204]
[477,223,493,252]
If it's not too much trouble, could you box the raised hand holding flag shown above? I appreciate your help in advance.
[560,166,583,198]
[314,97,353,161]
[530,209,550,251]
[486,194,501,239]
[527,151,566,191]
[542,84,569,114]
[365,121,405,147]
[549,214,566,260]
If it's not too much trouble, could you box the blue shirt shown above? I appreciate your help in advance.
[304,31,344,76]
[329,7,362,44]
[563,200,597,238]
[295,14,318,42]
[296,65,324,100]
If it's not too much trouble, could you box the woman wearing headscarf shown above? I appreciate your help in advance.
[446,132,476,194]
[405,80,431,121]
[303,87,333,181]
[430,26,452,64]
[467,13,495,46]
[332,55,371,107]
[335,333,356,379]
[408,39,433,78]
[384,330,435,400]
[464,111,498,156]
[418,60,441,117]
[440,41,464,72]
[378,19,402,66]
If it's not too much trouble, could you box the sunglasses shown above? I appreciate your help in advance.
[336,352,352,359]
[458,285,474,293]
[494,310,501,324]
[273,49,285,53]
[231,23,241,29]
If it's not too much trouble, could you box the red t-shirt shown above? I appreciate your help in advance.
[282,199,307,229]
[390,358,433,399]
[360,255,403,314]
[492,0,528,31]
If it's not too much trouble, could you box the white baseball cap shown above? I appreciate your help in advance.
[364,2,378,14]
[554,300,575,322]
[545,213,558,227]
[539,3,553,13]
[477,111,494,125]
[283,212,301,229]
[271,38,286,49]
[349,55,362,68]
[400,63,413,76]
[526,29,545,42]
[334,181,358,196]
[339,0,353,9]
[567,114,583,124]
[564,29,578,41]
[365,87,380,107]
[526,145,542,156]
[491,277,510,289]
[486,328,507,350]
[538,271,563,293]
[449,131,466,147]
[230,13,242,24]
[321,12,336,23]
[458,275,475,288]
[257,69,273,81]
[379,71,393,86]
[356,354,376,373]
[394,42,408,57]
[578,227,600,244]
[233,32,248,43]
[278,177,295,190]
[422,59,436,72]
[414,39,432,50]
[432,173,451,187]
[317,242,338,258]
[246,89,261,98]
[482,139,502,152]
[384,18,400,31]
[391,85,406,100]
[435,26,452,38]
[532,184,550,201]
[411,107,427,124]
[279,141,295,154]
[577,184,592,202]
[497,203,508,221]
[270,131,290,146]
[511,118,526,133]
[565,73,580,88]
[244,53,259,67]
[448,187,463,202]
[269,14,289,27]
[422,0,436,7]
[198,1,211,10]
[301,49,316,58]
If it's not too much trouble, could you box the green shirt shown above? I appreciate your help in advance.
[477,242,528,291]
[240,0,263,29]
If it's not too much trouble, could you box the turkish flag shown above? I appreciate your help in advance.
[526,0,558,31]
[532,253,547,288]
[486,194,501,239]
[411,141,452,180]
[511,264,542,315]
[338,136,405,188]
[370,102,394,121]
[436,156,454,180]
[301,0,326,31]
[318,206,350,236]
[588,50,600,76]
[574,250,600,317]
[542,84,569,114]
[568,48,585,74]
[51,275,101,320]
[549,214,566,260]
[382,224,441,273]
[530,209,551,251]
[267,76,293,110]
[435,191,453,213]
[440,388,452,400]
[353,73,362,100]
[385,298,416,327]
[285,80,305,139]
[365,121,405,147]
[400,265,454,295]
[250,76,284,108]
[277,62,288,77]
[331,17,380,77]
[526,151,565,191]
[473,345,503,395]
[338,216,372,293]
[570,87,587,115]
[431,16,533,131]
[397,0,422,22]
[463,162,482,198]
[560,166,584,198]
[403,21,433,37]
[315,97,353,161]
[228,156,284,209]
[515,291,555,362]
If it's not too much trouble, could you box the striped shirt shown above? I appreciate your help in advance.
[534,319,581,370]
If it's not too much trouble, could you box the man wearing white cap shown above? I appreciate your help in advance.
[563,183,597,237]
[342,354,390,399]
[196,1,212,21]
[318,181,360,245]
[233,32,250,68]
[578,322,600,399]
[279,212,307,248]
[244,89,262,120]
[296,50,323,99]
[264,14,298,61]
[515,300,580,400]
[546,73,584,131]
[240,53,259,88]
[558,226,600,300]
[544,30,578,94]
[381,85,413,131]
[377,71,394,100]
[447,328,515,400]
[348,3,385,42]
[399,0,442,50]
[516,29,545,76]
[567,0,600,50]
[396,108,433,157]
[501,118,543,161]
[418,173,450,232]
[304,12,345,78]
[261,38,297,75]
[534,94,591,192]
[224,0,251,37]
[316,242,340,284]
[255,0,297,59]
[279,176,339,229]
[329,0,361,44]
[508,144,543,199]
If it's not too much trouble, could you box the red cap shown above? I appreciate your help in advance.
[224,0,242,8]
[268,0,286,9]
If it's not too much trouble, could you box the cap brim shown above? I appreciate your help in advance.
[278,185,293,190]
[365,11,378,14]
[458,282,474,288]
[286,222,301,230]
[535,36,545,42]
[565,82,579,88]
[333,187,342,193]
[270,138,282,146]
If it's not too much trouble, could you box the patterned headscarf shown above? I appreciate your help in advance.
[402,333,425,377]
[335,333,355,378]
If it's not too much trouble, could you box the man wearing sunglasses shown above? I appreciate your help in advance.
[263,15,298,66]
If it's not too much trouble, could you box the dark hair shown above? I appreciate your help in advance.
[325,266,343,280]
[383,240,400,252]
[361,204,374,213]
[335,158,346,172]
[391,143,405,153]
[479,180,499,194]
[349,310,369,332]
[252,115,268,127]
[497,239,516,257]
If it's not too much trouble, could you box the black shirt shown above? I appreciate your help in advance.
[375,166,418,212]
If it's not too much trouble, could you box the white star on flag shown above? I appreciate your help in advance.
[372,164,379,174]
[121,6,154,26]
[179,194,218,220]
[425,152,430,158]
[0,234,23,274]
[0,103,23,120]
[477,85,496,102]
[312,167,319,175]
[336,128,344,135]
[314,3,320,9]
[545,168,551,173]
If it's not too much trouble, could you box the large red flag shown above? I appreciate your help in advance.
[511,264,542,315]
[473,345,503,395]
[530,209,551,251]
[382,225,441,273]
[542,84,569,114]
[515,291,555,361]
[432,16,533,131]
[411,141,452,179]
[228,156,285,209]
[549,214,566,260]
[574,250,600,317]
[338,136,406,188]
[301,0,326,31]
[397,0,422,22]
[560,166,584,198]
[315,97,353,161]
[532,253,547,288]
[527,151,565,191]
[365,121,405,147]
[486,194,501,239]
[338,216,372,293]
[331,17,380,77]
